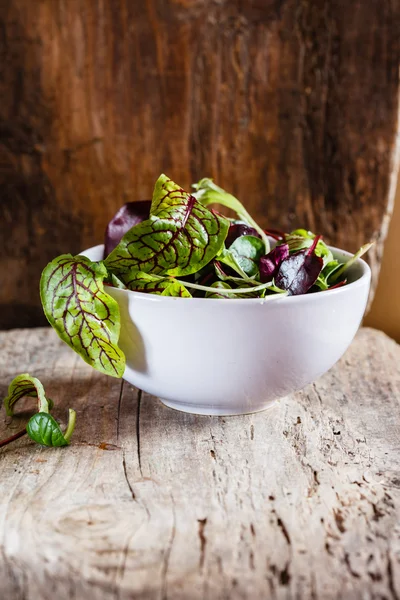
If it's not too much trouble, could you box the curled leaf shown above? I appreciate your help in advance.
[105,175,229,278]
[40,255,125,378]
[104,201,151,257]
[26,409,76,447]
[4,373,52,417]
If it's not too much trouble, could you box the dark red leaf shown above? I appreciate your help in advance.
[328,279,347,290]
[275,236,323,295]
[259,244,289,283]
[264,228,286,241]
[104,200,151,257]
[226,223,260,248]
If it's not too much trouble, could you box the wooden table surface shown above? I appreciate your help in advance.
[0,327,400,600]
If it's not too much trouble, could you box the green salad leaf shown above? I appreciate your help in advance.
[192,178,270,253]
[1,374,76,449]
[105,175,229,278]
[120,271,191,297]
[26,409,76,447]
[41,255,125,378]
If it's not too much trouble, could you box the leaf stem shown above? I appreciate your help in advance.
[0,428,27,448]
[329,242,374,284]
[63,409,77,443]
[175,278,287,297]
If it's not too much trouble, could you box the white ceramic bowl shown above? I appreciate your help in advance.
[81,244,370,415]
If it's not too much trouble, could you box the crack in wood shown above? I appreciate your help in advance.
[136,389,142,477]
[197,518,207,570]
[161,493,176,600]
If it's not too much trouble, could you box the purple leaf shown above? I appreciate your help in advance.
[275,236,323,295]
[226,223,260,248]
[259,243,289,283]
[104,200,151,258]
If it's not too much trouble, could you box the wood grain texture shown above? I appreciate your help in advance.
[0,0,399,328]
[0,326,400,599]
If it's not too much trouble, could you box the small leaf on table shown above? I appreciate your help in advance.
[4,373,52,417]
[26,409,76,447]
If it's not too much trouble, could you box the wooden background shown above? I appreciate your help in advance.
[0,0,399,329]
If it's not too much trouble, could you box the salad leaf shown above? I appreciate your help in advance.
[104,200,151,257]
[214,262,259,286]
[226,223,260,248]
[275,236,324,295]
[329,243,374,284]
[26,409,76,447]
[259,243,289,283]
[192,178,270,252]
[1,374,77,450]
[40,255,125,378]
[225,235,265,277]
[285,230,334,266]
[121,271,191,297]
[105,175,229,277]
[4,373,52,416]
[205,281,236,299]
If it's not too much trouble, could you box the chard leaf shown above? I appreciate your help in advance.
[122,271,191,297]
[40,255,125,378]
[275,237,324,295]
[104,200,151,257]
[259,243,289,283]
[26,409,76,447]
[192,178,270,252]
[329,243,373,283]
[105,175,229,278]
[4,373,51,417]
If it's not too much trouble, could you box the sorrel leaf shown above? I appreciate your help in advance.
[4,373,52,417]
[40,255,125,378]
[259,243,289,283]
[275,237,324,295]
[192,178,270,252]
[105,175,229,277]
[26,409,76,447]
[104,200,151,257]
[121,271,191,297]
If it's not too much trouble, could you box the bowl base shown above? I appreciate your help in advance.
[159,398,278,416]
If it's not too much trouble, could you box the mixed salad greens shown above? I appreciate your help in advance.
[38,174,371,379]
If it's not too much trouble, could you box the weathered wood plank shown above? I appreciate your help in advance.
[0,0,399,328]
[0,327,400,599]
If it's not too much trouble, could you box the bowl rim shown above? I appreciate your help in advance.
[81,243,371,305]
